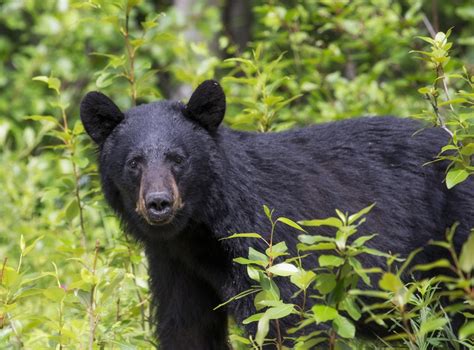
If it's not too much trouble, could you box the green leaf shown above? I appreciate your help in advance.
[412,259,452,271]
[254,290,278,310]
[65,199,79,221]
[267,263,298,276]
[460,143,474,156]
[312,305,338,323]
[265,303,294,320]
[26,115,59,126]
[333,315,356,338]
[20,235,25,251]
[96,72,118,88]
[261,276,280,299]
[126,0,142,12]
[352,234,377,247]
[298,234,333,244]
[247,265,261,281]
[290,269,316,290]
[266,246,289,259]
[419,318,448,336]
[348,203,375,224]
[43,287,66,302]
[417,86,431,94]
[379,273,403,293]
[299,217,342,228]
[263,205,272,221]
[23,235,44,256]
[256,314,270,346]
[446,168,469,189]
[298,242,336,251]
[348,257,371,286]
[229,334,251,345]
[221,233,263,240]
[459,232,474,273]
[341,298,361,321]
[33,76,61,94]
[459,321,474,339]
[438,98,467,107]
[1,267,20,287]
[242,312,264,324]
[269,241,288,254]
[249,247,269,267]
[318,255,345,267]
[233,257,267,268]
[315,273,337,294]
[277,217,306,232]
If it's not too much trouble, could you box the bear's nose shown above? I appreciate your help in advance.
[145,192,172,220]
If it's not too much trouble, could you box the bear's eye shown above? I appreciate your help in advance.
[169,154,184,165]
[174,155,184,165]
[128,159,139,169]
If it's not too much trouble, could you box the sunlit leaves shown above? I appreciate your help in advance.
[267,262,298,276]
[446,167,470,189]
[459,231,474,273]
[413,30,474,188]
[33,76,61,95]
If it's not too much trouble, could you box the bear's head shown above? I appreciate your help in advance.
[80,80,226,240]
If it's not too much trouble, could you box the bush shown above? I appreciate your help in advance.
[0,0,472,348]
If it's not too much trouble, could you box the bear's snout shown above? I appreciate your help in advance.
[144,191,174,224]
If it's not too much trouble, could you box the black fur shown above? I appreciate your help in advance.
[80,91,124,145]
[80,80,473,349]
[183,79,226,132]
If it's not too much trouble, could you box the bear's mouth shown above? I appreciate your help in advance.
[135,192,184,227]
[135,174,184,227]
[144,209,175,226]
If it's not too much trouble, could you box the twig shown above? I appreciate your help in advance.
[421,14,436,38]
[124,9,137,105]
[275,319,282,350]
[425,93,454,138]
[400,306,417,345]
[72,159,88,249]
[0,257,7,284]
[88,240,100,350]
[329,330,336,350]
[125,235,147,331]
[116,296,121,322]
[421,13,456,139]
[59,103,87,249]
[7,313,24,348]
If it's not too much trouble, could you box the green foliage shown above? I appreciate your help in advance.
[226,207,474,349]
[412,29,474,188]
[0,0,473,348]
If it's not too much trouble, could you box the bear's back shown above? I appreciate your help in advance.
[216,116,472,255]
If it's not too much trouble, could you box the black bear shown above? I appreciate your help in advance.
[80,80,473,349]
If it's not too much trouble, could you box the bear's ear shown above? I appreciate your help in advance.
[80,91,124,145]
[184,80,226,132]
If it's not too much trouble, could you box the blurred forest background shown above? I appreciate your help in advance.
[0,0,473,348]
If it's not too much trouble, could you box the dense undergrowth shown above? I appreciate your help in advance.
[0,0,473,348]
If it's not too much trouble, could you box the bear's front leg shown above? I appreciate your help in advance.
[148,254,229,350]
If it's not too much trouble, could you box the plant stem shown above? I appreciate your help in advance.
[421,13,455,139]
[59,103,88,249]
[300,289,307,321]
[7,313,24,348]
[125,236,147,331]
[329,329,336,350]
[275,319,282,350]
[124,9,137,105]
[72,158,88,249]
[116,296,121,322]
[0,257,7,283]
[400,305,416,345]
[88,240,100,350]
